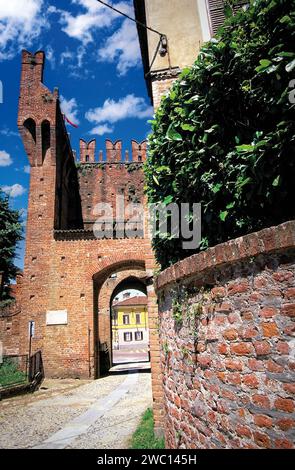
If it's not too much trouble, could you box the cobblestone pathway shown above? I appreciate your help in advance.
[0,362,152,449]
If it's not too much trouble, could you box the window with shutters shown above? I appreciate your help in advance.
[123,314,130,325]
[206,1,249,36]
[124,332,132,342]
[135,331,143,341]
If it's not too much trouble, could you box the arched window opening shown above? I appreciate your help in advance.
[23,118,36,143]
[41,120,51,162]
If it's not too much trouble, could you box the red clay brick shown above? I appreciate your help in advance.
[230,342,254,356]
[281,304,295,318]
[261,322,280,337]
[274,398,294,413]
[254,415,272,428]
[253,431,271,448]
[254,341,271,356]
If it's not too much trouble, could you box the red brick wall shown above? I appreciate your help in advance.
[78,150,146,231]
[0,315,20,356]
[152,76,178,110]
[11,50,165,433]
[156,221,295,449]
[0,275,23,356]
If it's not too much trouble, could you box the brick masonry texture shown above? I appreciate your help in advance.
[152,76,178,110]
[156,222,295,448]
[0,51,165,433]
[0,275,23,356]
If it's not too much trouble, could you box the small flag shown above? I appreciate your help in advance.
[64,114,78,128]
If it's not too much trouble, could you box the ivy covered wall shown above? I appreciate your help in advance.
[145,0,295,269]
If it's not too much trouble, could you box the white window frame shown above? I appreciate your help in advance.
[135,331,143,342]
[124,332,132,342]
[197,0,212,42]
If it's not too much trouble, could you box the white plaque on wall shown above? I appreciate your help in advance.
[46,310,68,325]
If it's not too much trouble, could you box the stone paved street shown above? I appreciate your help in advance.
[0,362,152,449]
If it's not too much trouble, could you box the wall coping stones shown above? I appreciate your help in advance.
[155,221,295,292]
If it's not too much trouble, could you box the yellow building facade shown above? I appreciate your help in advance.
[134,0,249,108]
[112,296,149,350]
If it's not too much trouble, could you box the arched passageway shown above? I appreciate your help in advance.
[93,264,150,377]
[111,276,149,367]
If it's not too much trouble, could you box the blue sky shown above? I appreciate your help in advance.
[0,0,153,270]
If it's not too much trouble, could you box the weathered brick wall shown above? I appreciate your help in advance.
[0,276,23,356]
[0,315,19,356]
[152,76,178,110]
[156,222,295,449]
[11,50,165,433]
[79,141,146,229]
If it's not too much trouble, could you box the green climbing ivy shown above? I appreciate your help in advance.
[145,0,295,269]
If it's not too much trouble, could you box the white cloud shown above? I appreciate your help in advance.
[90,124,114,136]
[57,1,139,75]
[59,1,113,45]
[19,208,27,227]
[60,49,74,65]
[98,19,141,76]
[77,45,86,68]
[60,1,134,43]
[0,150,13,167]
[46,45,55,69]
[0,0,47,61]
[2,184,26,198]
[72,0,106,12]
[86,94,153,126]
[0,127,19,137]
[60,47,88,76]
[15,165,30,174]
[60,95,80,125]
[19,208,27,219]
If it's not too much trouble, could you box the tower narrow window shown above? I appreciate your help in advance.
[41,120,51,163]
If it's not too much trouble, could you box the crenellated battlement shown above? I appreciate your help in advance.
[80,139,96,163]
[79,139,147,163]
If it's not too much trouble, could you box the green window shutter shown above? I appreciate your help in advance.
[207,0,249,35]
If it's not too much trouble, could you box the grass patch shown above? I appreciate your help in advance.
[0,359,27,387]
[130,408,165,449]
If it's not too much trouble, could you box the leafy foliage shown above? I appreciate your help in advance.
[145,0,295,269]
[0,190,22,300]
[0,359,27,387]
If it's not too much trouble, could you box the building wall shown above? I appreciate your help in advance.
[78,139,146,230]
[113,305,149,349]
[0,276,23,357]
[145,0,205,72]
[156,221,295,449]
[12,49,165,434]
[137,0,210,109]
[151,76,180,112]
[137,1,247,109]
[116,328,149,349]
